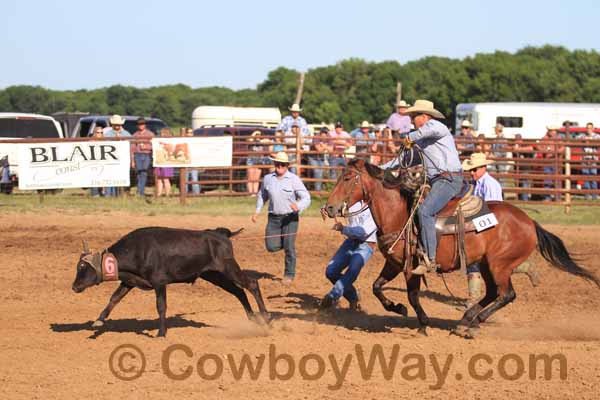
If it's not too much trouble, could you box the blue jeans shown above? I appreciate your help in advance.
[518,179,531,201]
[325,239,374,303]
[265,213,299,278]
[581,167,598,200]
[104,187,118,197]
[543,166,555,201]
[90,187,101,197]
[134,153,152,196]
[186,169,201,195]
[417,175,464,261]
[308,157,325,191]
[329,156,346,181]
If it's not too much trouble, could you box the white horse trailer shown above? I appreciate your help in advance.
[192,106,281,130]
[455,102,600,139]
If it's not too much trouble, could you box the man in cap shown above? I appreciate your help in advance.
[131,117,155,197]
[386,100,412,134]
[399,100,463,275]
[461,153,539,306]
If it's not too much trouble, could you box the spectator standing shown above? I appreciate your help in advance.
[577,122,600,200]
[308,127,332,191]
[385,100,412,134]
[103,115,131,197]
[513,133,535,201]
[131,117,155,197]
[184,128,201,195]
[369,125,385,165]
[0,155,10,194]
[246,130,272,196]
[252,152,311,284]
[456,120,477,156]
[490,123,510,179]
[90,127,105,197]
[328,121,351,180]
[351,121,375,160]
[537,125,564,201]
[154,128,174,197]
[278,103,310,137]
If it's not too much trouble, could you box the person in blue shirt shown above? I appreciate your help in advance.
[461,152,540,308]
[252,151,311,284]
[350,121,376,159]
[319,201,378,311]
[399,100,463,275]
[102,115,131,197]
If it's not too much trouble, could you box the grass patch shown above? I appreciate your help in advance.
[1,190,599,224]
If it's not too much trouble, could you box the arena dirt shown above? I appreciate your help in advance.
[1,211,599,399]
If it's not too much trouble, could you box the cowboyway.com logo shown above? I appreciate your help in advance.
[108,343,567,389]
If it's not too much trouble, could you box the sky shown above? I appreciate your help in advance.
[1,0,599,91]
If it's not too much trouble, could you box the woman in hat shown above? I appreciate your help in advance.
[252,151,311,284]
[399,100,463,275]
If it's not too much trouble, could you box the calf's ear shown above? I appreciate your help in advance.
[82,240,90,254]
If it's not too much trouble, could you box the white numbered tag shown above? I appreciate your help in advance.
[473,213,499,232]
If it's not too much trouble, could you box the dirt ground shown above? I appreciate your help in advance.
[1,211,599,400]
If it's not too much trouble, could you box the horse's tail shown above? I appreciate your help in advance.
[534,221,600,288]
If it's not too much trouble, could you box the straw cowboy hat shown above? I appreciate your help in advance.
[461,120,473,128]
[405,100,445,119]
[462,152,494,171]
[250,130,262,137]
[109,114,125,125]
[546,125,561,131]
[288,103,302,112]
[269,151,290,163]
[360,120,371,128]
[397,100,411,108]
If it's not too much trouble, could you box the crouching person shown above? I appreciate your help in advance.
[319,200,377,311]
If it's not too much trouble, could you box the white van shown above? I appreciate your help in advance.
[192,106,281,129]
[0,113,64,178]
[455,102,600,139]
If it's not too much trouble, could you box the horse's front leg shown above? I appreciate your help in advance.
[372,259,407,316]
[406,272,429,336]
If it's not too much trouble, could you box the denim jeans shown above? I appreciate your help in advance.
[581,168,598,200]
[518,179,531,201]
[265,213,299,278]
[543,166,555,201]
[325,239,374,303]
[417,175,464,261]
[90,187,101,197]
[186,169,201,195]
[104,187,118,197]
[329,156,347,181]
[134,153,152,196]
[308,157,326,191]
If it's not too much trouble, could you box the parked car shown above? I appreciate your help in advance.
[70,115,168,137]
[0,113,64,192]
[192,126,276,191]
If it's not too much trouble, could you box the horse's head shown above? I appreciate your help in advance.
[323,159,382,218]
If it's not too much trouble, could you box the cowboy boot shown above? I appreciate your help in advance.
[466,272,483,309]
[348,289,361,311]
[412,252,438,275]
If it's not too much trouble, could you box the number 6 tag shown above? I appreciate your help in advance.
[473,213,499,232]
[102,253,119,281]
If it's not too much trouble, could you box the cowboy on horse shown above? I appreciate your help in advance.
[397,100,464,275]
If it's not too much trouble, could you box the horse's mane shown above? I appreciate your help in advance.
[348,158,415,203]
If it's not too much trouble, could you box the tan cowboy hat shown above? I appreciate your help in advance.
[546,124,560,131]
[360,120,371,128]
[250,130,261,137]
[461,120,473,128]
[405,100,445,119]
[397,100,411,108]
[268,151,290,163]
[288,103,302,112]
[109,114,125,125]
[462,152,494,171]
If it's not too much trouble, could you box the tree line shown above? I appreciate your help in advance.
[1,45,599,129]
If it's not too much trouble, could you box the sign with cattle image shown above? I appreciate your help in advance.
[152,136,232,168]
[17,141,131,190]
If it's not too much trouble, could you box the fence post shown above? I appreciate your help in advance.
[564,146,571,214]
[180,167,187,205]
[296,128,302,176]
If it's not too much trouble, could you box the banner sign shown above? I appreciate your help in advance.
[17,141,131,190]
[152,136,232,167]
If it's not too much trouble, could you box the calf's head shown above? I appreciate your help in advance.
[72,241,102,293]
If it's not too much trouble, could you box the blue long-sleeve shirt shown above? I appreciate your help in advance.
[473,172,503,201]
[255,171,311,215]
[340,201,377,243]
[408,119,462,178]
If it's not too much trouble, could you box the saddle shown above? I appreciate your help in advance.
[435,184,489,235]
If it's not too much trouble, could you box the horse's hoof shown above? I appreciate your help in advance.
[450,325,468,337]
[417,327,428,337]
[464,327,480,340]
[391,303,408,317]
[92,320,104,328]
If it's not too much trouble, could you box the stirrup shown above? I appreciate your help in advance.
[412,252,437,275]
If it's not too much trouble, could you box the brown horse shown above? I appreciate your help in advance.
[324,159,600,337]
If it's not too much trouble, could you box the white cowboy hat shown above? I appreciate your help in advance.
[461,120,473,128]
[288,103,302,112]
[109,115,125,125]
[462,152,494,171]
[546,125,560,131]
[405,100,445,119]
[360,120,371,129]
[397,100,411,108]
[250,130,262,137]
[268,151,290,163]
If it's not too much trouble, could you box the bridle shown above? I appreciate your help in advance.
[335,166,372,218]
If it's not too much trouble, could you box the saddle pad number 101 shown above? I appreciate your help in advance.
[473,213,499,232]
